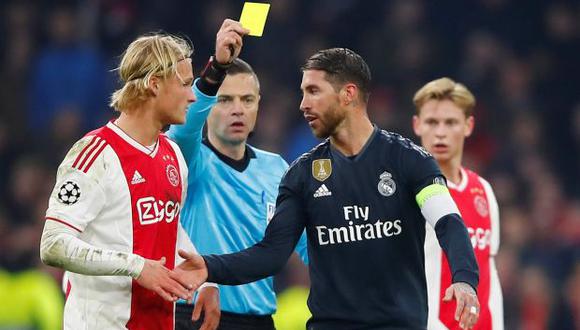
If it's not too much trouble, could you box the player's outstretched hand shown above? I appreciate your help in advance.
[170,249,209,293]
[192,286,220,330]
[136,257,193,302]
[215,19,250,65]
[443,282,480,329]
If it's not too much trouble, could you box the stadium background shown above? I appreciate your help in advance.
[0,0,578,329]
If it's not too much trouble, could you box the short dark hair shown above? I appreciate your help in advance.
[227,58,260,90]
[301,48,371,103]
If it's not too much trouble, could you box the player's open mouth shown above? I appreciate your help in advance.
[304,114,318,125]
[433,143,448,151]
[231,121,244,127]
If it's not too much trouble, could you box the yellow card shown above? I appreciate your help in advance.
[239,2,270,37]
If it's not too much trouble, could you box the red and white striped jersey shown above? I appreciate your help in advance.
[45,122,188,330]
[425,167,503,330]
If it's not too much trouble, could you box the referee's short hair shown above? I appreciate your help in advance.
[227,58,260,91]
[301,48,371,103]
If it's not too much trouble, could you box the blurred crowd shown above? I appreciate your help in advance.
[0,0,578,329]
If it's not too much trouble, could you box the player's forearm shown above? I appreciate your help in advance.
[40,220,145,278]
[434,213,479,290]
[204,194,305,284]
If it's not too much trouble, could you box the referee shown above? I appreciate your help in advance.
[167,33,308,330]
[174,48,481,330]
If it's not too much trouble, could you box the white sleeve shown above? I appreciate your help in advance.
[40,220,145,277]
[480,177,500,256]
[45,136,107,232]
[41,136,145,278]
[488,257,504,330]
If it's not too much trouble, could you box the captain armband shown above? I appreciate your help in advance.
[416,183,460,227]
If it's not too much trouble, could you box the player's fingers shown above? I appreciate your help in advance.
[155,286,177,302]
[454,293,466,321]
[159,256,166,266]
[177,249,195,260]
[192,299,202,321]
[163,277,190,300]
[443,285,454,302]
[168,268,195,291]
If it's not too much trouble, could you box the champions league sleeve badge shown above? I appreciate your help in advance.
[378,171,396,197]
[57,181,81,205]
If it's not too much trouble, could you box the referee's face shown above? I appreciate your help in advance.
[300,70,345,138]
[207,73,260,145]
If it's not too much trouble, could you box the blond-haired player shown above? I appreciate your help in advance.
[413,78,503,330]
[40,20,248,330]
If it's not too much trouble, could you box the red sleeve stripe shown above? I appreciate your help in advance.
[78,139,107,173]
[75,137,104,171]
[45,217,83,233]
[72,136,100,168]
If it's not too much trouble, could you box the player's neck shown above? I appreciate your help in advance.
[330,112,374,156]
[207,133,246,160]
[438,158,463,185]
[115,109,161,146]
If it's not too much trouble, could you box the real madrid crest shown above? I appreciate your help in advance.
[312,159,332,182]
[378,171,396,197]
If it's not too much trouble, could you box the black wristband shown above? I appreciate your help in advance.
[197,56,231,96]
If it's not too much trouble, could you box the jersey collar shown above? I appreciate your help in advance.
[106,121,160,158]
[447,167,468,192]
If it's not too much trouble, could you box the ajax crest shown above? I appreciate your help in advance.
[312,159,332,181]
[166,164,180,187]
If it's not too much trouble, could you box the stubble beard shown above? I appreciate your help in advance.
[311,104,345,139]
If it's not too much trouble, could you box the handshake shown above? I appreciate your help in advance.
[135,250,210,302]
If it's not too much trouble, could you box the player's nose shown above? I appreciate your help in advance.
[187,88,196,104]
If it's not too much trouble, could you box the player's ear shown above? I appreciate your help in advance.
[342,83,357,106]
[148,75,160,96]
[465,115,474,137]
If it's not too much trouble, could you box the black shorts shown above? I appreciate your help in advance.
[175,303,275,330]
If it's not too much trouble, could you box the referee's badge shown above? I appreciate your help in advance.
[378,171,396,197]
[266,202,276,223]
[312,159,332,182]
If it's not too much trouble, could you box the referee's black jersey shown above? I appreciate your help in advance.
[204,126,478,330]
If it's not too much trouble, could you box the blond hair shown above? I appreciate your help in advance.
[110,33,193,111]
[413,77,476,117]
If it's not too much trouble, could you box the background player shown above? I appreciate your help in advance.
[173,48,481,330]
[168,57,308,330]
[413,77,503,330]
[39,20,247,330]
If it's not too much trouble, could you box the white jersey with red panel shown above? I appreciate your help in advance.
[45,122,188,330]
[425,167,503,330]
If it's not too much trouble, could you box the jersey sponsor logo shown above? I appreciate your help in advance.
[315,205,402,245]
[266,202,276,223]
[312,159,332,181]
[57,181,81,205]
[136,196,181,225]
[377,171,396,197]
[166,164,179,187]
[313,184,332,198]
[467,226,491,250]
[131,170,146,184]
[473,195,489,217]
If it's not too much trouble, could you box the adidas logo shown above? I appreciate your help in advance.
[131,170,146,184]
[313,184,332,198]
